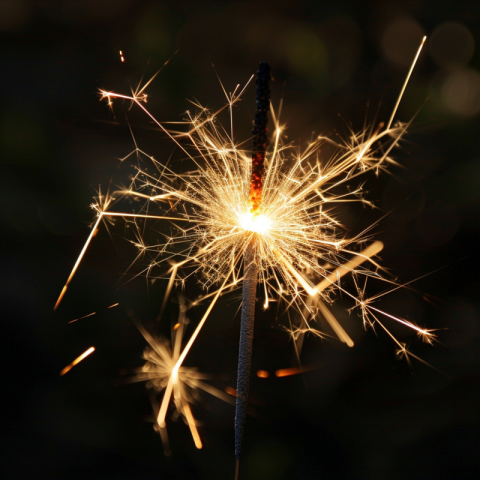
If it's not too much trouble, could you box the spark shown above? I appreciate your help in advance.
[387,36,426,130]
[69,312,96,324]
[68,303,119,323]
[60,347,95,376]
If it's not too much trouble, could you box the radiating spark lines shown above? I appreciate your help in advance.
[56,38,436,446]
[126,296,235,453]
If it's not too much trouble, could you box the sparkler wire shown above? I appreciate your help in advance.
[235,62,271,465]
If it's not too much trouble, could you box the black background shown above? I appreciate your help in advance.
[2,1,480,479]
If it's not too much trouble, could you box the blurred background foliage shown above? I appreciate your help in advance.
[1,1,480,479]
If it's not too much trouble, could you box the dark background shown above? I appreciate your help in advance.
[2,1,480,479]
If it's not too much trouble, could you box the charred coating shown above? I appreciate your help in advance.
[249,61,271,214]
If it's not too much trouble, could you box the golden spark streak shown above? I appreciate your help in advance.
[54,212,194,310]
[387,36,426,130]
[54,215,103,310]
[60,347,95,376]
[182,401,203,449]
[315,241,384,293]
[317,299,354,347]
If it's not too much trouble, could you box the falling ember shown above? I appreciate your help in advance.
[119,50,125,62]
[256,370,269,378]
[275,363,322,378]
[69,312,96,324]
[68,302,119,323]
[60,347,95,376]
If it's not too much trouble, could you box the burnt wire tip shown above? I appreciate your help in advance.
[249,61,271,214]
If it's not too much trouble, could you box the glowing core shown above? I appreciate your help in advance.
[239,212,271,234]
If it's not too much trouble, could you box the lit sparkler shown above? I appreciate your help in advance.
[55,37,435,470]
[235,62,271,468]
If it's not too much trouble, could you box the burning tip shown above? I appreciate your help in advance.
[257,370,269,378]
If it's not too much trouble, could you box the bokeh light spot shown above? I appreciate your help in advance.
[382,17,425,67]
[285,26,328,83]
[430,22,474,69]
[441,69,480,116]
[0,0,31,31]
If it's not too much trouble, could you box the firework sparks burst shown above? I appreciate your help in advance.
[125,296,235,454]
[57,37,436,448]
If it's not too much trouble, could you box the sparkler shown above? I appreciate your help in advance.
[55,36,435,472]
[235,61,271,468]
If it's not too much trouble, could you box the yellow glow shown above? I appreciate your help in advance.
[239,212,271,234]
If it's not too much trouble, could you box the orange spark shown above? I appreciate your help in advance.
[225,386,237,397]
[275,363,321,377]
[60,347,95,376]
[69,312,96,324]
[257,370,269,378]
